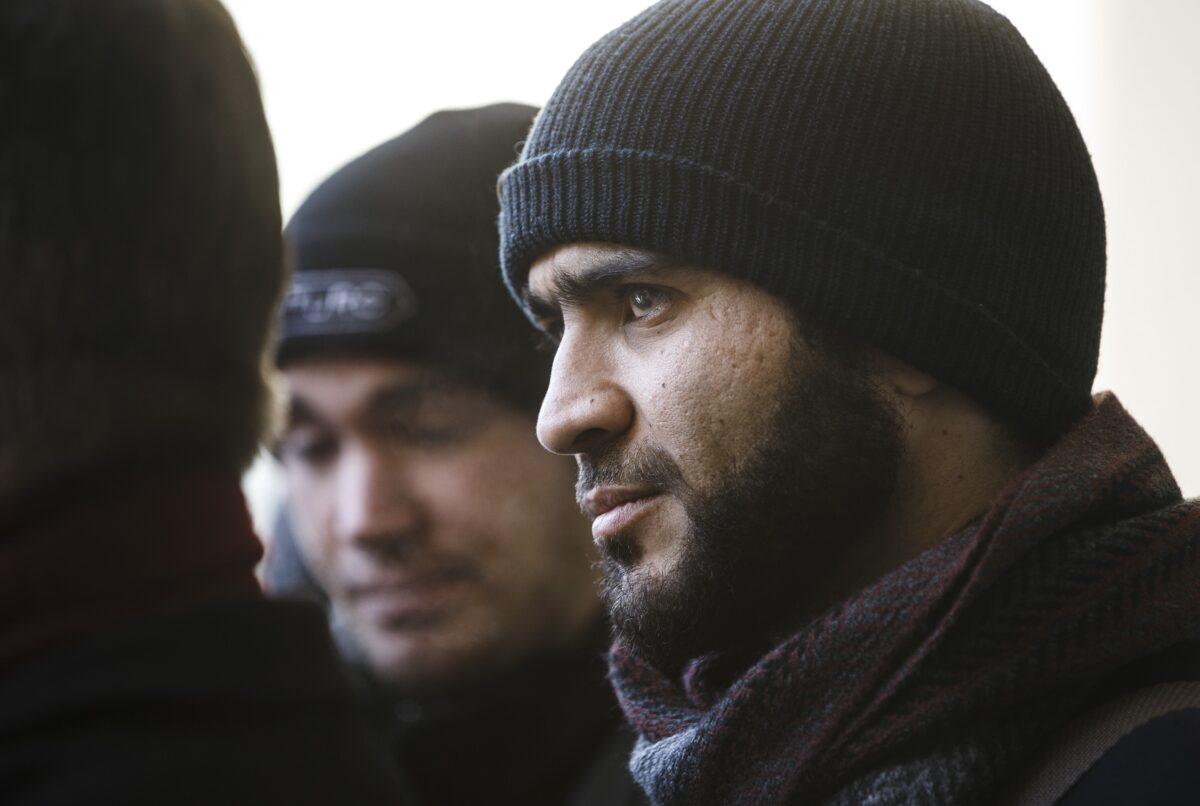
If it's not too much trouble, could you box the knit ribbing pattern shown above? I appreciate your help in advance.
[608,393,1200,804]
[499,0,1106,435]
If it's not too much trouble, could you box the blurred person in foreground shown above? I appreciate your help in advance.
[268,104,643,806]
[496,0,1200,803]
[0,1,407,803]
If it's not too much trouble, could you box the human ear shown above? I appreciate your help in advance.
[870,351,939,399]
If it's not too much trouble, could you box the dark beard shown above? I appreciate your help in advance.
[579,343,903,675]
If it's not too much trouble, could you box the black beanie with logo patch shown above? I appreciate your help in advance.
[278,102,548,412]
[498,0,1107,437]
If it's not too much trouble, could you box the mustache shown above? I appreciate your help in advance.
[575,444,688,506]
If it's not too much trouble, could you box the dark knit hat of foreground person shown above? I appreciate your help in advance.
[280,103,546,411]
[499,0,1106,437]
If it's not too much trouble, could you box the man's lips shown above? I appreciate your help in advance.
[582,485,663,542]
[345,568,475,621]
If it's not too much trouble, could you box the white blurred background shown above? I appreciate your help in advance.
[227,0,1200,534]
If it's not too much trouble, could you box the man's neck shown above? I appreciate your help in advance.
[800,398,1040,633]
[886,421,1034,560]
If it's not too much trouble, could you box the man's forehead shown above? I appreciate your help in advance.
[283,357,476,417]
[285,355,428,388]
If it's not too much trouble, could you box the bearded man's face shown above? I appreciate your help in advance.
[526,243,904,672]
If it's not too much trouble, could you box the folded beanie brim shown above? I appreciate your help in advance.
[501,146,1090,435]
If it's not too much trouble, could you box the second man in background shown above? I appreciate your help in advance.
[268,104,643,806]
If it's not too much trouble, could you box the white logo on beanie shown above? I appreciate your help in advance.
[283,269,417,336]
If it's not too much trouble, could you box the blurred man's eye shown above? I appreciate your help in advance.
[378,394,491,449]
[381,413,481,448]
[282,432,339,468]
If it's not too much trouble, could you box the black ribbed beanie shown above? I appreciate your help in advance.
[279,103,548,411]
[499,0,1106,435]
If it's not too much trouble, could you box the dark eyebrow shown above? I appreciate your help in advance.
[367,382,425,413]
[524,250,672,320]
[366,378,471,415]
[284,379,463,434]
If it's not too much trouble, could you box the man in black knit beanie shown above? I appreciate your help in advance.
[497,1,1200,803]
[270,105,644,806]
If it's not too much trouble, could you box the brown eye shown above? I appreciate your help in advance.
[627,286,666,320]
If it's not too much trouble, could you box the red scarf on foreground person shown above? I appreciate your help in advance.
[610,393,1200,805]
[0,470,262,671]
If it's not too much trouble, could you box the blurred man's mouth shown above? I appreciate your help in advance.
[346,567,477,625]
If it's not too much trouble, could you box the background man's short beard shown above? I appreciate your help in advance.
[597,338,905,675]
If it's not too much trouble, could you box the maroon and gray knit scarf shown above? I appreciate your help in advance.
[609,393,1200,805]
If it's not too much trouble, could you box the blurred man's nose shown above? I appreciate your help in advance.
[537,328,634,456]
[334,442,423,552]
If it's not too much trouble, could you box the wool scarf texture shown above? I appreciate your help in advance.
[610,393,1200,805]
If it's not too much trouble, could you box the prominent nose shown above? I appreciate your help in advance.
[537,328,635,455]
[334,441,423,551]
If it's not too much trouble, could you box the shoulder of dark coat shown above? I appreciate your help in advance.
[1056,707,1200,805]
[0,595,407,806]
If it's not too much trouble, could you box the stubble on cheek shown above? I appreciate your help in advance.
[647,320,794,495]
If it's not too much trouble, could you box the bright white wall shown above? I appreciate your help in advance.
[234,0,1199,533]
[1091,0,1200,497]
[991,1,1199,497]
[224,0,655,218]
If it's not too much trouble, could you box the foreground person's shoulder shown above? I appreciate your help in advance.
[0,595,410,805]
[1001,675,1200,806]
[1056,707,1200,805]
